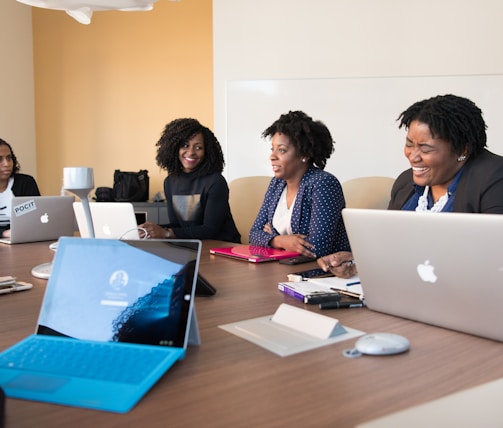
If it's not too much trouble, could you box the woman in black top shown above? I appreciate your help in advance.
[0,138,41,237]
[140,118,241,243]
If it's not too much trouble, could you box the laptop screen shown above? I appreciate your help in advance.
[37,238,201,348]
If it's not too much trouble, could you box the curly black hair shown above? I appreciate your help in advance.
[155,118,225,177]
[397,94,487,158]
[262,110,334,170]
[0,138,20,176]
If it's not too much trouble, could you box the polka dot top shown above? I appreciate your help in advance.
[249,167,350,258]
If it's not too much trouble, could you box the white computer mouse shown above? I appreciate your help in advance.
[354,332,410,356]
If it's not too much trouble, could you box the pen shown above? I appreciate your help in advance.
[319,301,365,310]
[330,288,362,299]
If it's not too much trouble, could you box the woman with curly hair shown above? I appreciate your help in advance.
[0,138,40,238]
[249,110,350,258]
[318,94,503,278]
[140,118,241,242]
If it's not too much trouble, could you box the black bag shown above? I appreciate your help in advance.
[95,186,115,202]
[113,169,149,202]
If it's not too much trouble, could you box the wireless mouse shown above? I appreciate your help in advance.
[354,332,410,356]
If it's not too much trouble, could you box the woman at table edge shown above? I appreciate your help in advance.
[0,138,40,238]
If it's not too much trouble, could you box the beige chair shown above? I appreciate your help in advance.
[229,176,272,244]
[341,176,395,209]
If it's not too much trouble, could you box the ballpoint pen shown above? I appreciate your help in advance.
[330,288,362,299]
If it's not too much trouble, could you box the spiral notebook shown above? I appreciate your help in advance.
[0,237,201,413]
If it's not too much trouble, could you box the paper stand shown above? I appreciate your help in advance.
[220,303,364,357]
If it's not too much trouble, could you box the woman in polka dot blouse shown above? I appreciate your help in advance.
[248,110,350,258]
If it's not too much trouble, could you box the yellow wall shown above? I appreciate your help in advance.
[0,2,36,178]
[32,0,213,198]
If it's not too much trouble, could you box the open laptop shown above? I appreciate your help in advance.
[0,237,202,413]
[210,244,300,263]
[73,201,140,239]
[342,208,503,342]
[0,196,75,244]
[74,202,215,296]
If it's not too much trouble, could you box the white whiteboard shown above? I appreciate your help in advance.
[225,75,503,183]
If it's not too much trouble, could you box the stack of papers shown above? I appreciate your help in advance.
[309,276,363,297]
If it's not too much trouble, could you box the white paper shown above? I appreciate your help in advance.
[308,276,364,297]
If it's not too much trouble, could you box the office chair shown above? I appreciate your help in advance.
[228,176,272,244]
[341,176,395,209]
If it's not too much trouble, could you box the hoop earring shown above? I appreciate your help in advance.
[457,155,467,162]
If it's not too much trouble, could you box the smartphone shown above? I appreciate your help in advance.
[289,268,334,280]
[278,255,317,265]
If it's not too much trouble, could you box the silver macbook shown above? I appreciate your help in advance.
[74,202,139,239]
[0,196,75,244]
[342,208,503,342]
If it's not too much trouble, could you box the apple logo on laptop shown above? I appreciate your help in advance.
[102,224,112,236]
[417,260,437,283]
[40,213,49,224]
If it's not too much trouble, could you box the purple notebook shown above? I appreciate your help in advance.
[209,245,300,263]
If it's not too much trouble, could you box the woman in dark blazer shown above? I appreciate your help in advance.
[319,94,503,277]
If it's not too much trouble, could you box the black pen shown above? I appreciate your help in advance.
[319,301,365,310]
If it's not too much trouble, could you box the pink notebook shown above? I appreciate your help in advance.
[209,245,300,263]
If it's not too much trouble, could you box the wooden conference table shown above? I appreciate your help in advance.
[2,240,503,428]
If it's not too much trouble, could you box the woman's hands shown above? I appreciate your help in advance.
[139,221,173,239]
[317,251,357,278]
[265,223,316,257]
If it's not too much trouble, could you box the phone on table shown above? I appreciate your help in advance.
[289,267,334,280]
[279,255,316,265]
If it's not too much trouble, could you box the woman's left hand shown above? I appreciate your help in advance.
[270,234,316,258]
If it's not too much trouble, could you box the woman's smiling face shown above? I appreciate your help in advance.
[404,120,465,190]
[179,132,205,173]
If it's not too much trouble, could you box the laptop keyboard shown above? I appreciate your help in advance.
[0,336,177,385]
